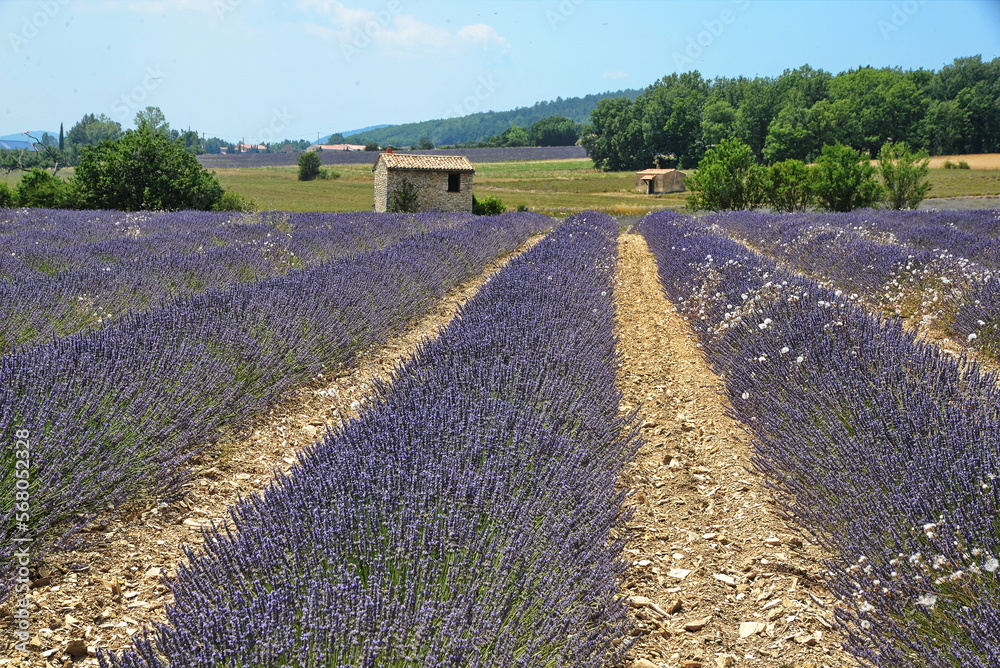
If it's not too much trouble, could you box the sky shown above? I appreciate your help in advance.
[2,0,999,143]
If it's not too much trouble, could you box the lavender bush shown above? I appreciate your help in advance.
[0,212,550,604]
[701,210,1000,358]
[102,212,635,667]
[640,211,1000,667]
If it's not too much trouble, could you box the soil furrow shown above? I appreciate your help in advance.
[613,232,856,668]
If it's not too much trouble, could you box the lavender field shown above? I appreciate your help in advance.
[196,145,587,169]
[3,206,1000,667]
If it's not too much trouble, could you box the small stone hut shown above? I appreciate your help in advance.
[635,168,685,194]
[373,151,475,213]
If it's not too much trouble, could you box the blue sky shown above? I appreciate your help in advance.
[2,0,998,142]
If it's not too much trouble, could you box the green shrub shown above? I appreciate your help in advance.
[317,168,340,180]
[297,151,321,181]
[212,190,257,212]
[473,194,506,216]
[0,182,13,208]
[762,159,813,213]
[685,137,764,211]
[811,143,884,212]
[878,141,931,210]
[13,169,73,208]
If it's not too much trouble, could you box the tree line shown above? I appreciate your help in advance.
[0,108,312,176]
[583,55,1000,171]
[0,108,251,211]
[686,138,931,213]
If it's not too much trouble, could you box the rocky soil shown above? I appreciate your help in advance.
[613,233,856,668]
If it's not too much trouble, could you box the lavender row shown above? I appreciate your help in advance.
[817,209,1000,267]
[701,210,1000,359]
[0,211,470,353]
[194,145,588,169]
[0,212,550,604]
[103,212,635,667]
[0,209,471,281]
[639,211,1000,667]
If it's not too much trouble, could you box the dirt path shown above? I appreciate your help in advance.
[613,233,856,668]
[0,234,545,667]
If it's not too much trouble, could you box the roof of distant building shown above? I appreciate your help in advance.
[310,143,367,152]
[0,139,37,151]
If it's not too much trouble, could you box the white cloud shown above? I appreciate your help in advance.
[601,70,630,80]
[296,1,508,55]
[458,24,509,51]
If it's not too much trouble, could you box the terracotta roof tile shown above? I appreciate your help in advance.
[374,153,475,172]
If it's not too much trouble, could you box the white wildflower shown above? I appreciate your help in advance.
[917,593,937,608]
[984,558,998,573]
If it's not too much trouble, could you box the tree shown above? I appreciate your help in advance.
[686,137,764,211]
[363,141,380,151]
[415,136,435,150]
[297,151,321,181]
[178,130,203,155]
[763,100,814,163]
[493,125,531,147]
[700,98,738,148]
[811,143,884,212]
[762,159,814,212]
[878,141,930,210]
[582,97,648,171]
[74,127,224,211]
[66,113,123,164]
[134,106,170,136]
[203,137,224,154]
[527,116,580,146]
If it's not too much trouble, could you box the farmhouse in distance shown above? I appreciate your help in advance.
[635,168,686,194]
[373,151,475,213]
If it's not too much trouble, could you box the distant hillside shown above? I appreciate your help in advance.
[319,124,389,144]
[344,90,642,147]
[1,131,59,142]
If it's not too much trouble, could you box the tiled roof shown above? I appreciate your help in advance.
[374,153,475,172]
[636,169,681,175]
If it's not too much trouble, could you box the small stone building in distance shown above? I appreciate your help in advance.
[373,150,475,213]
[635,168,686,194]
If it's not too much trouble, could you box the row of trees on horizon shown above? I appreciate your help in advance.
[582,55,1000,171]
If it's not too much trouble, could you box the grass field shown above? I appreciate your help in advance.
[206,159,687,216]
[4,155,999,215]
